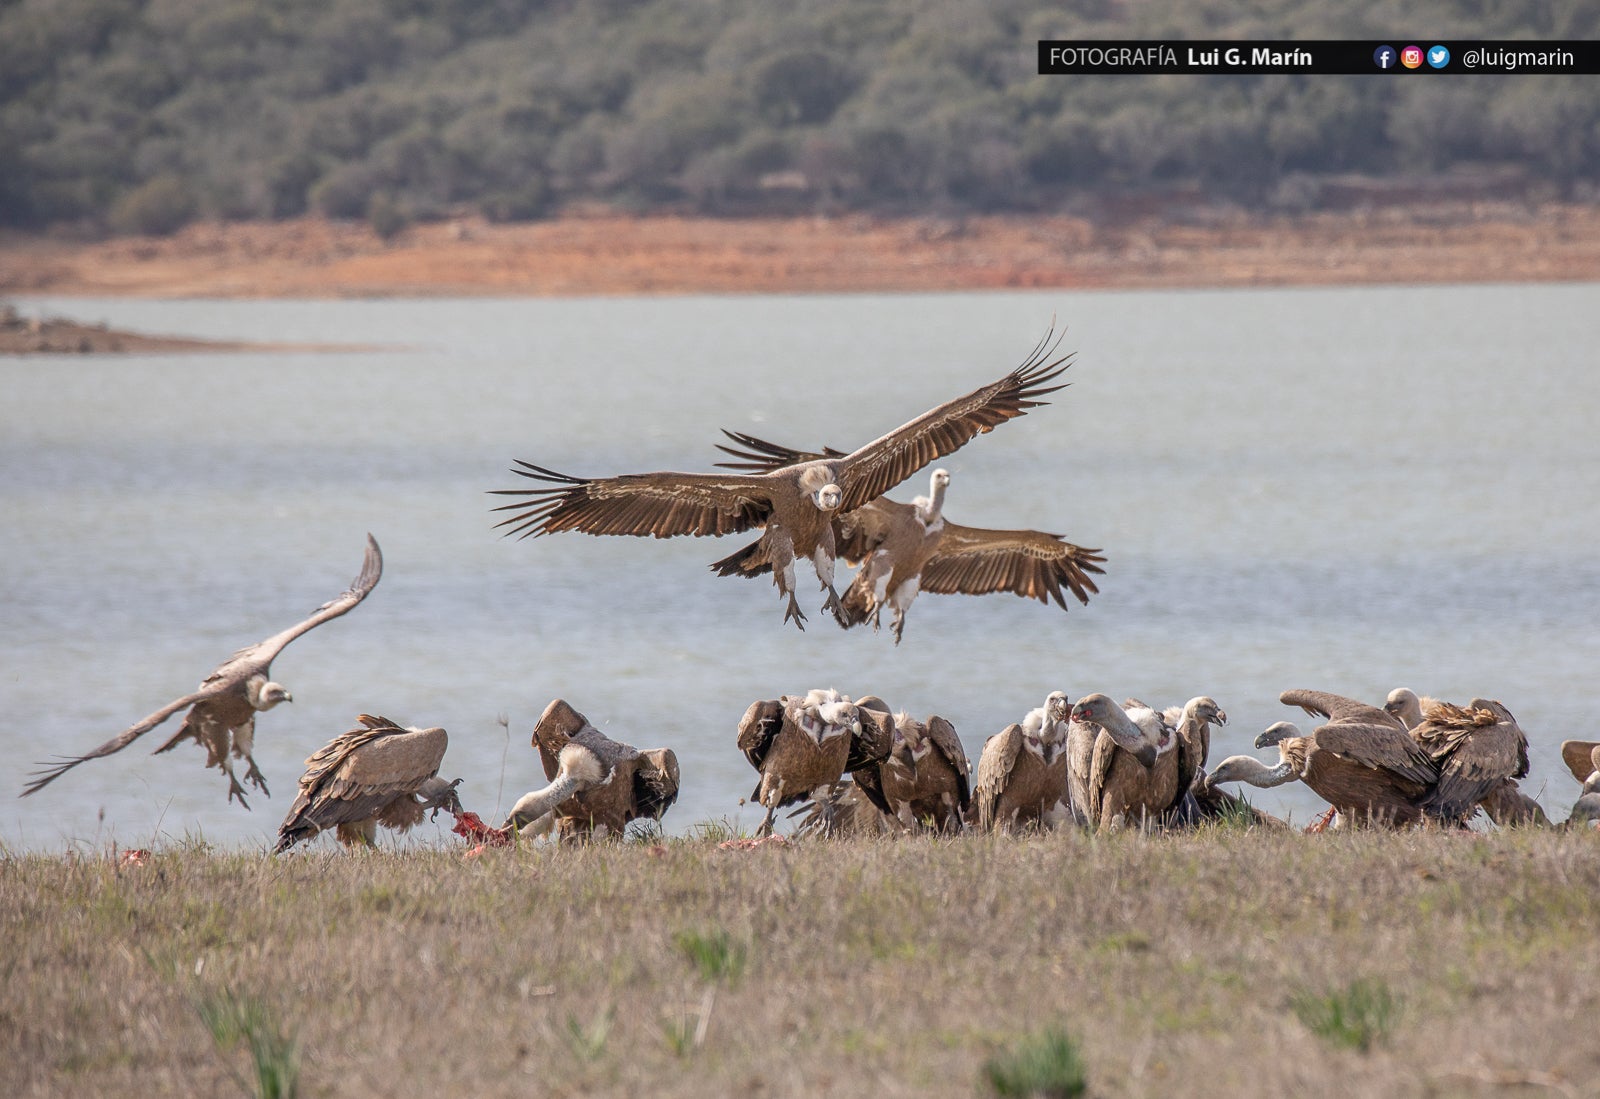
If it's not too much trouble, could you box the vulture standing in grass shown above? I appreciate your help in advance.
[738,689,894,835]
[1410,698,1531,826]
[492,329,1071,629]
[878,707,971,832]
[1067,695,1181,830]
[710,445,1105,643]
[1561,740,1600,829]
[23,534,383,808]
[970,692,1076,832]
[1205,689,1439,828]
[275,714,462,852]
[505,699,680,839]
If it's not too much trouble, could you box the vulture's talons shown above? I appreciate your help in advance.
[783,593,808,630]
[226,775,252,811]
[244,759,270,796]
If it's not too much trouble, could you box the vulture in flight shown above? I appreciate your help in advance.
[1206,689,1439,828]
[274,714,462,852]
[710,447,1104,643]
[503,699,680,840]
[492,328,1071,629]
[970,692,1075,832]
[22,534,383,808]
[738,689,894,835]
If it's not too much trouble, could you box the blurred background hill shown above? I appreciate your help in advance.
[2,0,1597,238]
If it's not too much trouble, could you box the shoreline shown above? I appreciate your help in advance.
[3,203,1599,302]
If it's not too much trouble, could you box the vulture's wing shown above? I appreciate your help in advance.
[712,431,847,473]
[1280,688,1401,730]
[274,716,447,852]
[974,724,1023,827]
[1312,723,1439,789]
[1419,701,1529,820]
[737,699,786,774]
[633,748,680,821]
[532,698,591,781]
[22,683,227,796]
[832,329,1072,513]
[492,464,773,540]
[926,715,972,811]
[1560,740,1600,785]
[1087,728,1120,819]
[233,534,383,673]
[918,522,1105,609]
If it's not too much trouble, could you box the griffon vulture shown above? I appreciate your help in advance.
[504,699,680,839]
[738,689,893,835]
[1410,699,1531,825]
[274,714,462,852]
[23,534,383,808]
[1561,744,1600,830]
[1067,695,1184,830]
[970,692,1074,832]
[879,708,971,832]
[1206,689,1438,828]
[710,446,1105,642]
[492,329,1071,629]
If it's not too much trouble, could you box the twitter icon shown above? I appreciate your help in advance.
[1427,45,1450,68]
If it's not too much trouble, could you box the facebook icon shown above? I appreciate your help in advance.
[1373,45,1397,69]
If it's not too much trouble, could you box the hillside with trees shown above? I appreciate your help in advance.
[2,0,1596,235]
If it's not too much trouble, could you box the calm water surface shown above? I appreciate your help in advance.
[3,285,1597,851]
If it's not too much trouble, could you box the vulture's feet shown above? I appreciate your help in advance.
[869,604,883,633]
[225,774,253,811]
[891,614,907,645]
[756,806,777,837]
[782,592,808,630]
[821,585,847,626]
[244,758,271,797]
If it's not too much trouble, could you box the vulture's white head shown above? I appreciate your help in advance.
[247,675,293,711]
[815,483,843,512]
[1254,721,1301,749]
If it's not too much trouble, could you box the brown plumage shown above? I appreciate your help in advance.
[1069,695,1178,830]
[971,693,1072,832]
[1412,699,1529,825]
[1476,778,1550,827]
[711,455,1104,644]
[509,699,680,839]
[23,534,383,807]
[738,689,893,835]
[274,714,460,853]
[879,710,971,831]
[1561,740,1600,787]
[493,328,1071,629]
[789,780,896,837]
[1208,689,1439,828]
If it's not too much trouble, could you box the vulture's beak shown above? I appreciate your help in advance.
[1215,710,1228,726]
[1253,731,1272,750]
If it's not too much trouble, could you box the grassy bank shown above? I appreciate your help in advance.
[4,828,1597,1097]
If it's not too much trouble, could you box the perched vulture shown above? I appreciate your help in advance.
[23,534,383,808]
[738,689,893,835]
[1067,695,1180,830]
[709,447,1105,643]
[878,708,971,832]
[970,692,1073,832]
[1476,778,1550,828]
[274,714,462,852]
[1559,739,1600,831]
[492,328,1071,629]
[1206,689,1438,828]
[506,699,680,839]
[1411,699,1530,825]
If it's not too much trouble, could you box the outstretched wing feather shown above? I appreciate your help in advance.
[492,464,773,540]
[919,522,1105,608]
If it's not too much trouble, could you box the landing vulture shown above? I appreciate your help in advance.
[970,692,1073,832]
[1411,699,1530,825]
[492,329,1071,629]
[1068,695,1180,830]
[1206,689,1438,828]
[738,689,893,835]
[879,708,971,832]
[711,449,1104,643]
[275,714,461,852]
[507,699,680,839]
[22,534,383,808]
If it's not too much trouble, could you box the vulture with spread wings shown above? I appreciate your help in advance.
[711,447,1103,644]
[22,534,383,808]
[492,329,1071,629]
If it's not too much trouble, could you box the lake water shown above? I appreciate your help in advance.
[3,284,1597,851]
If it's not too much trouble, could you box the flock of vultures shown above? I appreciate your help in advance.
[19,329,1600,848]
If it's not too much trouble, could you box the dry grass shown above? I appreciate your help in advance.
[4,827,1598,1098]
